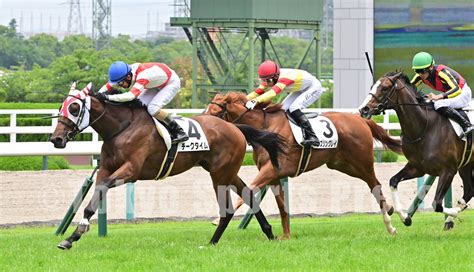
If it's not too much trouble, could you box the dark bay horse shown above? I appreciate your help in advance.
[51,83,285,249]
[205,92,403,238]
[359,71,473,230]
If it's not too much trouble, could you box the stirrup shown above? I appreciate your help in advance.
[301,138,320,147]
[171,134,189,144]
[463,126,474,137]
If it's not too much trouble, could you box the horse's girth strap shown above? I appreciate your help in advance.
[155,144,179,180]
[293,145,312,177]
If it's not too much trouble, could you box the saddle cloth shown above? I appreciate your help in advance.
[152,117,210,151]
[448,104,474,140]
[288,114,338,148]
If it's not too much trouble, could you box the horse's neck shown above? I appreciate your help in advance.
[395,92,435,139]
[238,110,285,131]
[90,103,135,140]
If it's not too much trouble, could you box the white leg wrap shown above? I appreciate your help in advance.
[382,210,397,235]
[391,187,408,221]
[79,218,90,226]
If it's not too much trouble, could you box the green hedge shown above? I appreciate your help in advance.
[0,156,70,171]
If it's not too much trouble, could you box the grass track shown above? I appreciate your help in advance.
[1,211,473,270]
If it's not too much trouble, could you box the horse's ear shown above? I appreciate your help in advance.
[391,71,403,80]
[70,81,77,92]
[87,82,95,95]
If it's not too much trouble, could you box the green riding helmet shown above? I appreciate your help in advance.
[412,52,434,69]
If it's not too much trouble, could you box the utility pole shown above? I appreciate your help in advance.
[67,0,84,34]
[92,0,111,50]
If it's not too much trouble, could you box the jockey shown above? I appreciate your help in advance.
[97,61,189,144]
[411,52,474,136]
[245,60,325,147]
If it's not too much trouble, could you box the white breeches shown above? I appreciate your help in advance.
[137,70,181,116]
[281,77,325,113]
[434,84,472,110]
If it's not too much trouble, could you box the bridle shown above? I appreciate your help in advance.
[373,76,430,143]
[209,100,251,124]
[59,96,132,141]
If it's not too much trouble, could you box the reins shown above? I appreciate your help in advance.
[384,77,430,143]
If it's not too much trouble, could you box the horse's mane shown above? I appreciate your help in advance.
[98,97,147,109]
[384,71,427,102]
[225,92,284,113]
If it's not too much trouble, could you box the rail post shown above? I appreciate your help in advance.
[55,166,98,235]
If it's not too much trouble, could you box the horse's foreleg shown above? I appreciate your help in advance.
[371,184,396,235]
[389,163,424,226]
[58,163,136,250]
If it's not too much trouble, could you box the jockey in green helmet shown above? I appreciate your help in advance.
[411,52,474,136]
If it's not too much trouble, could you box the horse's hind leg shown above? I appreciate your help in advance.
[331,156,396,235]
[209,187,235,245]
[271,183,290,239]
[444,166,473,230]
[371,184,396,235]
[233,177,275,241]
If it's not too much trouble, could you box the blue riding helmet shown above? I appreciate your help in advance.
[108,61,131,84]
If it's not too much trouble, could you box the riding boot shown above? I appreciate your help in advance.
[437,107,474,136]
[162,116,189,144]
[289,109,320,147]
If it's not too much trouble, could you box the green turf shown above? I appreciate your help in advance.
[1,211,473,270]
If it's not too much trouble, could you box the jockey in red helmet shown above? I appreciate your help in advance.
[97,61,188,144]
[246,60,325,147]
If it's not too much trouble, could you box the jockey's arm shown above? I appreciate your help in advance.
[439,70,461,98]
[107,79,148,102]
[247,85,266,100]
[254,80,290,103]
[410,74,422,87]
[98,82,115,93]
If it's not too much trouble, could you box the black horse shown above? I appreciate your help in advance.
[359,71,472,230]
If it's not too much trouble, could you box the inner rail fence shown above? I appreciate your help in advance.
[2,108,443,237]
[0,108,399,162]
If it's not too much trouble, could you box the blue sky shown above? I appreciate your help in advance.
[0,0,179,36]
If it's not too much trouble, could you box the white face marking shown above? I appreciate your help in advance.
[358,80,381,110]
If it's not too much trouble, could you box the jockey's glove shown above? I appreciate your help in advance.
[96,92,109,102]
[245,100,257,110]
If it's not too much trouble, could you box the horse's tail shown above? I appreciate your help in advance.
[364,119,403,154]
[235,124,286,169]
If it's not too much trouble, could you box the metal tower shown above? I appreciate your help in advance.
[67,0,84,34]
[171,0,323,107]
[92,0,111,50]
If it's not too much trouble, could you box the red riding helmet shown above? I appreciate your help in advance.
[258,60,280,79]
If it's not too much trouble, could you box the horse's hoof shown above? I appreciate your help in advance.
[57,240,72,250]
[389,228,397,236]
[210,218,219,226]
[387,206,394,216]
[403,216,412,226]
[278,235,291,241]
[444,221,454,231]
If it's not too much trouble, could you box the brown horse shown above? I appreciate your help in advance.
[359,71,473,230]
[50,83,286,249]
[205,92,403,238]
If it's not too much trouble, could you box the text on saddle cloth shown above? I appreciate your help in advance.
[288,115,339,148]
[153,117,210,151]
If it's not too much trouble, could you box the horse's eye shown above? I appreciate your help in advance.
[68,103,80,117]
